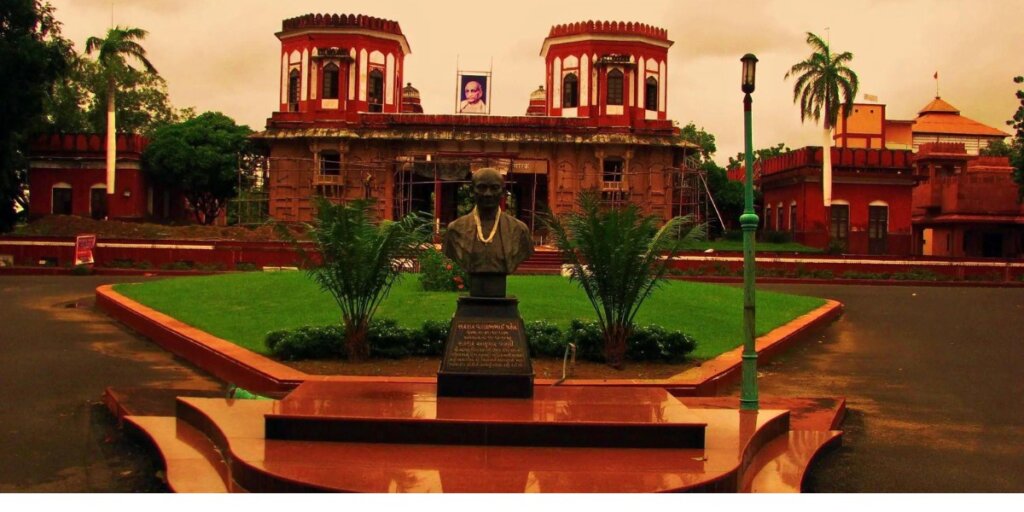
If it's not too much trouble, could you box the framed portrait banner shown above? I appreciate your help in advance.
[456,72,491,115]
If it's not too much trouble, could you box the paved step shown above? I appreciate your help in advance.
[124,416,232,493]
[741,430,843,492]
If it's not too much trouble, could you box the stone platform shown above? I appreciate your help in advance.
[108,384,843,493]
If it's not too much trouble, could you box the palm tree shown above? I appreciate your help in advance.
[785,32,858,208]
[546,191,702,368]
[85,26,157,209]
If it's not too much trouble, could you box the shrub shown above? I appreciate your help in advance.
[418,247,467,292]
[235,262,259,272]
[890,268,945,281]
[108,258,134,269]
[161,260,194,270]
[761,230,792,244]
[525,320,565,357]
[71,265,92,276]
[565,319,605,362]
[417,320,449,356]
[368,319,418,359]
[627,324,697,363]
[723,230,744,242]
[825,239,846,255]
[266,325,345,361]
[133,260,152,269]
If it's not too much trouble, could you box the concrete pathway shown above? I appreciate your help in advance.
[0,276,221,492]
[744,284,1024,492]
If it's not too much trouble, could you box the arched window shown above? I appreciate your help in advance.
[368,69,384,112]
[52,183,72,215]
[606,69,624,106]
[90,184,107,219]
[789,201,798,233]
[830,201,850,242]
[322,63,340,100]
[562,73,579,108]
[645,77,658,111]
[287,69,300,111]
[320,151,341,176]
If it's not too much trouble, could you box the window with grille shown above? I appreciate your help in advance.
[320,151,341,176]
[562,73,579,108]
[645,77,658,111]
[322,63,339,99]
[368,69,384,112]
[287,69,300,111]
[603,158,624,182]
[830,204,850,240]
[607,69,624,106]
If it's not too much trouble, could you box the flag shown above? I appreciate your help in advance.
[934,71,938,80]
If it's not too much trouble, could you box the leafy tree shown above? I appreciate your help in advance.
[677,122,717,162]
[545,191,702,368]
[41,55,184,136]
[85,26,157,202]
[0,0,73,231]
[1007,76,1024,200]
[727,142,792,170]
[303,199,431,360]
[979,139,1012,158]
[785,32,859,206]
[143,112,253,224]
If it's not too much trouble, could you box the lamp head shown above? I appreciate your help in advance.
[741,53,758,94]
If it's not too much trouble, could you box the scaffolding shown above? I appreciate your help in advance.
[672,154,726,237]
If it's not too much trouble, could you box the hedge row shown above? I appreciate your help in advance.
[266,319,696,363]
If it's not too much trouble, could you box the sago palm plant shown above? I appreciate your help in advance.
[546,191,703,368]
[303,198,431,360]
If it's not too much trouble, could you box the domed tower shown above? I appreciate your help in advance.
[540,21,671,126]
[525,85,547,116]
[276,14,411,116]
[401,82,423,113]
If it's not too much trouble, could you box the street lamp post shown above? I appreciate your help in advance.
[739,53,759,411]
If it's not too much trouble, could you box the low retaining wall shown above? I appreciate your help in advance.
[3,236,1022,282]
[667,254,1024,283]
[95,284,843,397]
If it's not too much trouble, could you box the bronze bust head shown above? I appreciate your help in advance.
[442,168,533,293]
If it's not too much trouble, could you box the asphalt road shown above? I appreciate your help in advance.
[1,276,1022,492]
[0,275,222,492]
[744,284,1024,492]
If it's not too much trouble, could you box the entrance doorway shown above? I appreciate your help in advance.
[868,204,888,254]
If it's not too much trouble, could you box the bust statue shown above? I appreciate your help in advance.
[443,168,533,295]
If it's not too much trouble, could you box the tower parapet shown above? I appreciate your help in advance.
[547,20,668,41]
[282,13,404,36]
[275,13,410,120]
[540,20,671,126]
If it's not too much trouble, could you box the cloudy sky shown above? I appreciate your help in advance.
[49,0,1022,165]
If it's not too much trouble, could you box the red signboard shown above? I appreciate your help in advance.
[74,234,96,266]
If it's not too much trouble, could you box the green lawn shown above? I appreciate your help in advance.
[114,273,825,360]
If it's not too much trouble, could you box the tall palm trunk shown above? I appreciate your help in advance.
[105,77,117,212]
[822,124,832,207]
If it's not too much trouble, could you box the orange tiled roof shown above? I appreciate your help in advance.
[913,97,1010,137]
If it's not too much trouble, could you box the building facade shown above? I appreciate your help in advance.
[255,14,696,237]
[27,133,184,221]
[745,95,1018,257]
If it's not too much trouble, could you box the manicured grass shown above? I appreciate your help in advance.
[114,272,825,360]
[681,239,822,253]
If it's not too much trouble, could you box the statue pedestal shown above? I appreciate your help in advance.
[437,295,534,398]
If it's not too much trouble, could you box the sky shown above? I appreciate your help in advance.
[48,0,1023,165]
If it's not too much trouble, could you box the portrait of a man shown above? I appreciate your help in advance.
[458,75,489,114]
